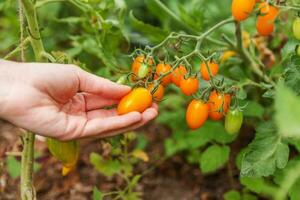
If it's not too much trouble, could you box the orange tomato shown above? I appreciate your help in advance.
[232,0,256,21]
[132,55,153,79]
[186,99,209,129]
[117,88,152,115]
[208,90,231,121]
[200,62,219,81]
[155,63,172,86]
[256,18,275,36]
[179,77,199,96]
[147,83,165,101]
[256,3,279,36]
[171,65,187,87]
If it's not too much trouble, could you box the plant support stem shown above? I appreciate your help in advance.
[19,0,47,199]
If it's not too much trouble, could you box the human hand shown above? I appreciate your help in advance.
[0,60,158,140]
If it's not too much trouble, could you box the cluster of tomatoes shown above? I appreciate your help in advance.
[232,0,279,36]
[116,54,243,135]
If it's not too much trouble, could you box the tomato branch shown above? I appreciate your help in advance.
[3,37,30,60]
[234,23,275,86]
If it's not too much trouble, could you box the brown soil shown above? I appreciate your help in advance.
[0,120,262,200]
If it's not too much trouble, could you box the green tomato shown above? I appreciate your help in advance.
[225,109,243,135]
[293,17,300,40]
[138,63,149,78]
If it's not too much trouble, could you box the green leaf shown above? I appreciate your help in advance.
[240,122,289,177]
[6,156,21,179]
[273,157,300,200]
[224,190,241,200]
[242,193,258,200]
[90,153,121,177]
[243,101,264,118]
[284,55,300,95]
[200,145,230,173]
[275,82,300,138]
[200,121,236,144]
[235,148,248,170]
[240,177,278,196]
[92,187,103,200]
[236,88,247,100]
[129,11,168,43]
[281,39,299,61]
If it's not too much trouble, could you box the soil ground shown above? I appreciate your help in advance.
[0,120,263,200]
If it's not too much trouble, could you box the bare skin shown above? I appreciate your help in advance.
[0,60,158,141]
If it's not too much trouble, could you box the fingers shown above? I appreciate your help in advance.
[93,107,158,138]
[83,93,119,111]
[87,109,117,119]
[77,69,131,99]
[81,111,142,137]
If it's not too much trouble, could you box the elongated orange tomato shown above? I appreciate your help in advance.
[147,83,164,101]
[117,88,152,115]
[208,90,231,121]
[256,3,279,36]
[179,77,199,96]
[155,63,172,86]
[171,65,187,87]
[186,100,209,129]
[200,62,219,81]
[232,0,256,21]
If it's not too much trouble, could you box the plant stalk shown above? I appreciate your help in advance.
[19,0,47,199]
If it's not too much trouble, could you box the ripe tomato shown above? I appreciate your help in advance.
[225,108,243,135]
[293,17,300,40]
[132,55,153,79]
[147,83,164,101]
[179,77,199,96]
[221,51,236,63]
[256,18,275,36]
[117,88,152,115]
[155,63,172,86]
[186,99,209,129]
[200,62,219,81]
[231,0,256,21]
[171,65,187,87]
[208,90,231,121]
[256,3,279,36]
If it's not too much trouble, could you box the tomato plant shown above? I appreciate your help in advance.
[3,0,300,199]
